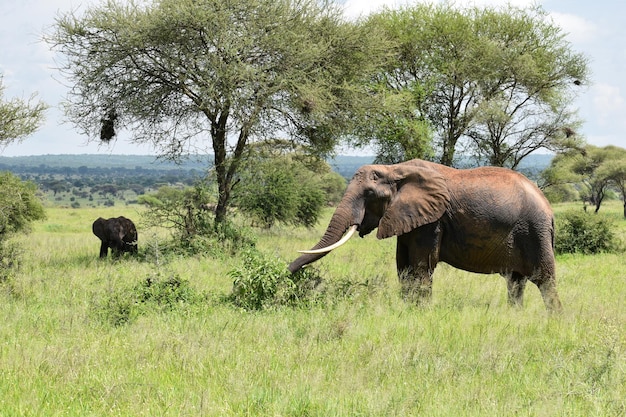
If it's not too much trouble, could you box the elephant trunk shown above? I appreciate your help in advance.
[288,193,362,273]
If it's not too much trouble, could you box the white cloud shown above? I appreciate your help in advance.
[591,83,626,127]
[550,12,598,44]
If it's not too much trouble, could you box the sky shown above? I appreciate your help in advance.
[1,0,625,157]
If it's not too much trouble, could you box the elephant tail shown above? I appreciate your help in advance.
[551,217,555,250]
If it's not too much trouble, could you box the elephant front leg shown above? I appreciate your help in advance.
[397,265,433,303]
[396,240,437,304]
[99,241,109,258]
[396,226,441,304]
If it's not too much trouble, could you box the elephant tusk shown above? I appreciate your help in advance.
[298,225,358,254]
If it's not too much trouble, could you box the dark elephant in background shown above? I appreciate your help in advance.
[289,159,562,312]
[92,216,138,258]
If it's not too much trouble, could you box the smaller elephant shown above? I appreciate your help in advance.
[92,216,138,258]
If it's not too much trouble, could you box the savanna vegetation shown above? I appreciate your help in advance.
[0,202,624,416]
[1,0,624,414]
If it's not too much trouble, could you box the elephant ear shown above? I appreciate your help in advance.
[377,165,450,239]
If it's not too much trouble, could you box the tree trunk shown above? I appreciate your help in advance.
[210,106,249,226]
[439,143,455,167]
[211,109,230,225]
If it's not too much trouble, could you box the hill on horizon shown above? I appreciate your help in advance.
[0,153,552,180]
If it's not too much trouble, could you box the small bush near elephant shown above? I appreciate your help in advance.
[139,182,256,258]
[228,249,323,310]
[555,211,621,255]
[92,274,205,326]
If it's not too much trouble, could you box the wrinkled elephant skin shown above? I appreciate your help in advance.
[289,159,562,312]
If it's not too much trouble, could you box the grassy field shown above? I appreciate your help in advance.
[1,202,625,416]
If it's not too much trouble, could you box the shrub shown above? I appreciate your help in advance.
[555,211,621,254]
[0,239,21,283]
[228,249,322,310]
[235,164,299,228]
[0,171,46,239]
[139,181,255,257]
[233,150,336,229]
[0,172,45,284]
[92,274,205,326]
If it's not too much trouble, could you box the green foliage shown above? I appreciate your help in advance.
[362,3,588,167]
[92,273,205,326]
[543,145,626,212]
[0,171,46,239]
[228,249,322,311]
[0,76,47,149]
[49,0,383,222]
[227,248,387,311]
[166,218,257,259]
[140,181,256,257]
[0,239,21,283]
[542,183,579,204]
[234,150,339,229]
[555,211,622,255]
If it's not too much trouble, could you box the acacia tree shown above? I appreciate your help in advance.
[362,3,588,167]
[543,145,626,213]
[464,6,587,168]
[0,77,47,151]
[48,0,383,223]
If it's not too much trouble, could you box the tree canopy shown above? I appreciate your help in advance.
[358,3,589,167]
[0,77,47,152]
[48,0,385,223]
[48,0,594,226]
[0,172,46,240]
[542,145,626,215]
[234,141,345,228]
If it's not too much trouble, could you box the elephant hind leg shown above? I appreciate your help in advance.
[533,277,562,313]
[503,271,527,307]
[528,266,563,313]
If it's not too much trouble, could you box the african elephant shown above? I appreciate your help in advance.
[288,159,562,312]
[92,216,138,258]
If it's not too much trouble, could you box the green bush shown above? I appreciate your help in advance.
[0,172,45,284]
[555,211,621,255]
[235,164,300,228]
[228,249,322,310]
[0,239,21,283]
[139,181,255,257]
[92,274,205,326]
[0,171,46,239]
[234,150,335,229]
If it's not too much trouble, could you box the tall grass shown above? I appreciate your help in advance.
[0,204,624,416]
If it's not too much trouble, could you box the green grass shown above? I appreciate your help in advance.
[1,203,625,416]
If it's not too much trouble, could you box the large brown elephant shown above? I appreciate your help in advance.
[92,216,138,258]
[288,159,562,312]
